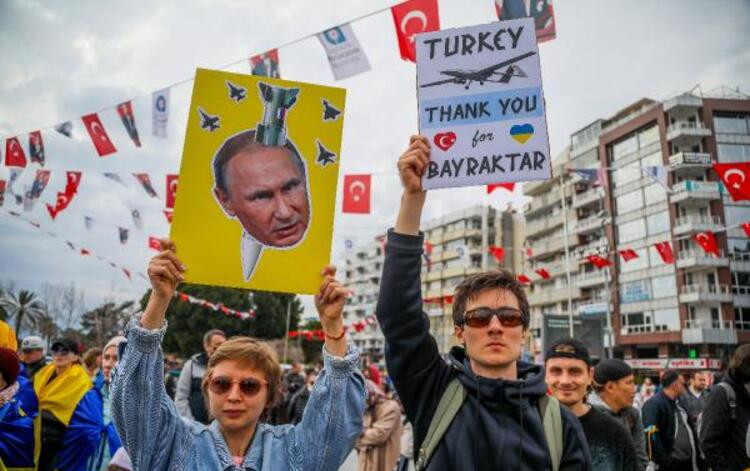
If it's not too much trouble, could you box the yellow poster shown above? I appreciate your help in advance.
[171,68,345,294]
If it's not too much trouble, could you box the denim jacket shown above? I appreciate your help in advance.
[111,317,365,471]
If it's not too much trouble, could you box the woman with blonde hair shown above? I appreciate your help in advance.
[111,239,366,470]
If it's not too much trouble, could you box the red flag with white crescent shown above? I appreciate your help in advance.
[487,183,516,194]
[29,131,45,166]
[81,113,117,157]
[391,0,440,62]
[116,101,141,147]
[166,174,178,209]
[4,137,27,168]
[619,248,638,262]
[65,171,82,196]
[586,254,611,269]
[693,231,719,256]
[489,246,505,264]
[654,241,675,264]
[342,174,371,214]
[713,162,750,201]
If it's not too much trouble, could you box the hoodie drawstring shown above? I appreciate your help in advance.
[519,380,524,470]
[474,374,479,471]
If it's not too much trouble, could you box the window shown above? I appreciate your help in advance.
[616,190,644,214]
[618,218,646,243]
[647,211,670,235]
[638,126,660,147]
[725,205,750,226]
[653,308,680,331]
[717,144,750,163]
[643,183,667,203]
[640,150,663,167]
[613,166,640,187]
[652,276,677,298]
[620,279,651,303]
[714,116,749,134]
[612,135,638,161]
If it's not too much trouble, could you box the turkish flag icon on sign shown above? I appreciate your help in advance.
[166,174,178,209]
[713,162,750,201]
[81,113,117,157]
[5,137,27,167]
[342,174,371,214]
[391,0,440,62]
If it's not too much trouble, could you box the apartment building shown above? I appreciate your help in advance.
[524,87,750,367]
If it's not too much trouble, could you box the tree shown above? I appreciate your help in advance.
[0,289,45,339]
[41,282,86,332]
[80,300,135,348]
[299,319,324,364]
[138,284,302,359]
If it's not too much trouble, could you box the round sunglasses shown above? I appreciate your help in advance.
[460,307,525,328]
[209,376,268,397]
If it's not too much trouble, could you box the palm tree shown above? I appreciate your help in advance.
[0,289,46,339]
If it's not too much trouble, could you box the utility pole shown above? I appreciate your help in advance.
[283,297,292,363]
[603,265,613,359]
[559,174,574,337]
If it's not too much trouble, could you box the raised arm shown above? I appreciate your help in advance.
[111,239,189,471]
[289,266,366,471]
[376,136,452,437]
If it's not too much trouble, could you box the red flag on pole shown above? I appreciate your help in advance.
[586,254,611,269]
[391,0,440,62]
[81,113,117,157]
[742,222,750,238]
[535,268,551,280]
[713,162,750,201]
[4,137,27,167]
[342,174,371,214]
[487,183,516,194]
[489,246,505,264]
[654,241,675,264]
[166,174,178,209]
[693,231,719,256]
[619,248,638,262]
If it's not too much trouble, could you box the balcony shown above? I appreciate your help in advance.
[525,188,568,216]
[670,180,721,204]
[678,284,733,304]
[576,270,606,288]
[573,215,609,235]
[673,215,723,235]
[663,94,703,113]
[668,152,712,171]
[529,234,578,259]
[682,319,737,344]
[666,122,711,144]
[528,286,582,305]
[526,210,573,237]
[676,249,729,270]
[572,187,605,209]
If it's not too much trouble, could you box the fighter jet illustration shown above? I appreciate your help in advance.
[226,81,247,102]
[197,107,220,131]
[316,140,336,166]
[322,99,341,121]
[419,51,536,90]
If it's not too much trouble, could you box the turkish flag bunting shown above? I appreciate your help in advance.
[619,248,639,262]
[28,131,45,166]
[166,174,178,209]
[65,171,82,196]
[713,162,750,201]
[517,274,532,285]
[80,248,90,256]
[489,246,505,264]
[82,113,117,157]
[654,241,675,264]
[487,183,516,194]
[391,0,440,62]
[178,293,190,302]
[134,173,158,198]
[116,101,141,147]
[342,174,371,214]
[535,268,551,280]
[693,231,719,256]
[46,204,59,220]
[148,236,161,251]
[122,268,131,280]
[742,222,750,238]
[163,210,173,223]
[5,137,27,168]
[586,254,611,269]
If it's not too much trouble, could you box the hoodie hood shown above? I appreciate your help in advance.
[447,346,547,410]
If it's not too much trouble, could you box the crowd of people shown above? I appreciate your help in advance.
[0,135,748,470]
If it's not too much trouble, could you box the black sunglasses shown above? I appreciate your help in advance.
[209,376,267,397]
[460,307,525,328]
[51,346,71,355]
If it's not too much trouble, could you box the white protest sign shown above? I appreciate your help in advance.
[416,18,551,190]
[317,23,371,81]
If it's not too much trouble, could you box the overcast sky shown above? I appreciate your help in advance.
[1,0,749,321]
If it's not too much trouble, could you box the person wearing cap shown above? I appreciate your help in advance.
[34,338,104,471]
[588,359,648,471]
[20,335,48,379]
[0,347,36,470]
[641,370,705,471]
[545,339,638,471]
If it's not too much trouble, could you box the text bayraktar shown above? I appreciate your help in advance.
[427,151,547,180]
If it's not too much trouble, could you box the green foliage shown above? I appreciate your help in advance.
[139,284,302,359]
[80,300,135,348]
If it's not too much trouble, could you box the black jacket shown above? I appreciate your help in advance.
[642,390,704,469]
[699,372,750,471]
[376,230,592,471]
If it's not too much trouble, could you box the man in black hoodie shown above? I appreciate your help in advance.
[374,135,592,471]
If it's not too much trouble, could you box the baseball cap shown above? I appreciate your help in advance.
[593,359,633,385]
[545,338,591,366]
[21,335,45,351]
[51,338,80,354]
